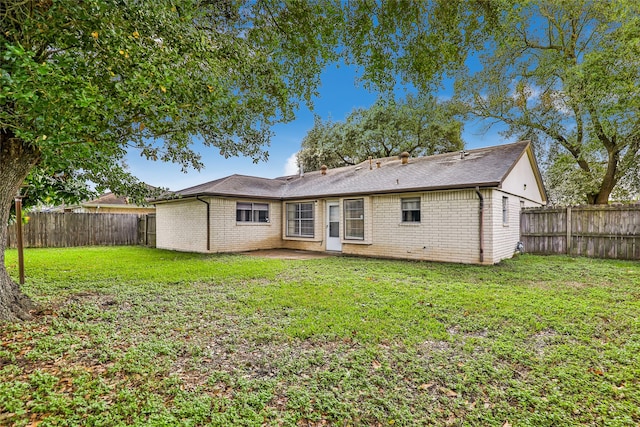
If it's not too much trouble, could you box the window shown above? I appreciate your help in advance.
[286,202,314,237]
[502,196,509,225]
[401,197,421,222]
[344,198,364,240]
[236,202,269,223]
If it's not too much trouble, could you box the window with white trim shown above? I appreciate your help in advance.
[401,197,421,222]
[286,202,314,237]
[236,202,269,223]
[344,198,364,240]
[502,196,509,225]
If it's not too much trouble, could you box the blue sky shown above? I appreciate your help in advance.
[126,63,506,191]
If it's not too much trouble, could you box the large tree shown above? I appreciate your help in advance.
[340,0,640,204]
[297,95,464,171]
[457,1,640,204]
[0,0,341,320]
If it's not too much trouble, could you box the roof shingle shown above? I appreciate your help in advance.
[169,141,532,200]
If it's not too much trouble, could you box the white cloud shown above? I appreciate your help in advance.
[510,81,541,101]
[283,152,299,176]
[550,91,572,115]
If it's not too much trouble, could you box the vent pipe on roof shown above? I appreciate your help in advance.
[460,150,469,159]
[400,152,410,164]
[299,164,304,178]
[368,156,373,170]
[321,165,327,175]
[376,160,381,168]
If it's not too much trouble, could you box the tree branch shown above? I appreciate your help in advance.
[586,103,615,153]
[336,151,355,166]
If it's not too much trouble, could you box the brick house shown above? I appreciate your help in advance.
[153,141,546,264]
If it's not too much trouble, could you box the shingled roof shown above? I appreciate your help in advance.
[83,192,132,206]
[167,141,537,200]
[176,174,287,199]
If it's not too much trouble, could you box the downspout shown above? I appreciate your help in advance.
[475,187,484,263]
[196,196,211,251]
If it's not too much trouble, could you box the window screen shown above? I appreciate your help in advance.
[236,202,269,223]
[286,202,314,237]
[344,199,364,240]
[401,198,421,222]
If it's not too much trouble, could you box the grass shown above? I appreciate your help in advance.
[1,246,639,426]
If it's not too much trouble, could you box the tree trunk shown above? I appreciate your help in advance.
[588,182,616,205]
[588,151,620,205]
[0,131,40,321]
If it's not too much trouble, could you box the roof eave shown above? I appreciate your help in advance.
[153,183,502,204]
[82,203,153,209]
[152,192,282,203]
[281,182,502,200]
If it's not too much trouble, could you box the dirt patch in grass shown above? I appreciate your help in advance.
[241,249,335,260]
[529,328,559,356]
[173,338,355,386]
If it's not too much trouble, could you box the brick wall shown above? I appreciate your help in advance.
[156,199,208,252]
[156,190,539,264]
[209,198,282,252]
[156,197,282,253]
[486,190,537,263]
[341,190,485,264]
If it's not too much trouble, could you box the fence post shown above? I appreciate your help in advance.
[566,206,572,255]
[15,195,25,284]
[144,214,149,246]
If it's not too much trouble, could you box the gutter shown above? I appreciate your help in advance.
[152,183,503,204]
[475,186,484,263]
[82,204,153,210]
[280,182,503,201]
[195,196,211,251]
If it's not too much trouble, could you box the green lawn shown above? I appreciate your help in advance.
[1,247,639,426]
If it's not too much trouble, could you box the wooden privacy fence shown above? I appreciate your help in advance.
[520,205,640,260]
[138,213,156,247]
[5,212,151,248]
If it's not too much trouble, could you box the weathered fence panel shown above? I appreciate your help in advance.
[520,205,640,260]
[138,214,156,247]
[6,212,141,248]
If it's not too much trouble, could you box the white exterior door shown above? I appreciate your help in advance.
[326,202,342,252]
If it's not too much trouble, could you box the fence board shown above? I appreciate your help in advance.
[6,212,142,248]
[137,214,156,247]
[520,205,640,260]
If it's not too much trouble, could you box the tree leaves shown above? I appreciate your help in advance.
[1,0,341,198]
[337,0,640,203]
[448,0,640,203]
[3,0,638,207]
[298,94,464,171]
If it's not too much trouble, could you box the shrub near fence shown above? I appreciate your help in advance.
[6,212,143,248]
[520,205,640,260]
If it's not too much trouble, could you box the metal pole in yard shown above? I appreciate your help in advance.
[15,194,25,285]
